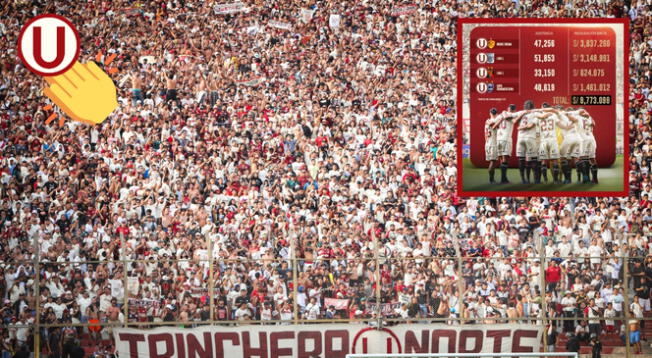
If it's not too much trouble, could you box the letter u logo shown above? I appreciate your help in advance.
[32,26,66,69]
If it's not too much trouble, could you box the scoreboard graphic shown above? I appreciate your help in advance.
[457,19,628,197]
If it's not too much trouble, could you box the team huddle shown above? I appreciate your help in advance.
[484,101,598,185]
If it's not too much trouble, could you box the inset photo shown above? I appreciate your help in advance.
[457,18,629,197]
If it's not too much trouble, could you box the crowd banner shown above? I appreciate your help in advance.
[190,287,208,298]
[329,14,341,29]
[246,25,260,35]
[138,56,157,65]
[110,280,124,298]
[391,4,418,16]
[128,298,160,309]
[114,324,542,358]
[324,297,350,310]
[214,2,249,14]
[123,7,142,16]
[300,8,315,23]
[238,77,265,87]
[366,302,402,316]
[190,287,221,298]
[128,277,140,295]
[269,20,293,31]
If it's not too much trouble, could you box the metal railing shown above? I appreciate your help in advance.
[4,231,647,356]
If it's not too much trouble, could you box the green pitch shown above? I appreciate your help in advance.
[462,156,624,192]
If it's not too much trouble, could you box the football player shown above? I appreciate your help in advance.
[484,108,500,183]
[580,109,597,183]
[542,106,580,184]
[537,103,562,184]
[493,104,526,184]
[566,107,593,183]
[515,101,544,184]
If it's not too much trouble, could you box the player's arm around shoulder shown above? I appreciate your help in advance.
[491,114,504,129]
[565,112,579,123]
[514,110,529,123]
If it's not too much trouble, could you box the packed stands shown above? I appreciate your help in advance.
[0,0,651,357]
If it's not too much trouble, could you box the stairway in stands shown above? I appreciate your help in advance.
[78,332,114,357]
[41,332,114,357]
[553,311,652,358]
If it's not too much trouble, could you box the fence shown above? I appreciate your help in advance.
[3,231,649,357]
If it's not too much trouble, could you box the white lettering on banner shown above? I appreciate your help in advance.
[114,324,542,358]
[213,2,250,14]
[269,20,293,31]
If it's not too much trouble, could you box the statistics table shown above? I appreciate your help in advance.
[459,19,627,169]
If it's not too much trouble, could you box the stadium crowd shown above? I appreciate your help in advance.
[0,0,651,356]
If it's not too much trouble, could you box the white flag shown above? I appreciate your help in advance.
[329,14,341,29]
[246,25,260,35]
[300,8,315,23]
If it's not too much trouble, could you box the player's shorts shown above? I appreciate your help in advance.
[485,144,498,161]
[630,330,641,344]
[516,137,537,159]
[539,139,560,160]
[497,140,512,157]
[560,135,581,159]
[582,136,596,158]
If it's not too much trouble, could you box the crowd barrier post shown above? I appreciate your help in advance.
[208,235,215,322]
[291,230,299,324]
[33,225,41,357]
[26,233,652,355]
[537,231,548,351]
[453,236,465,324]
[121,232,128,328]
[372,228,382,328]
[624,250,631,357]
